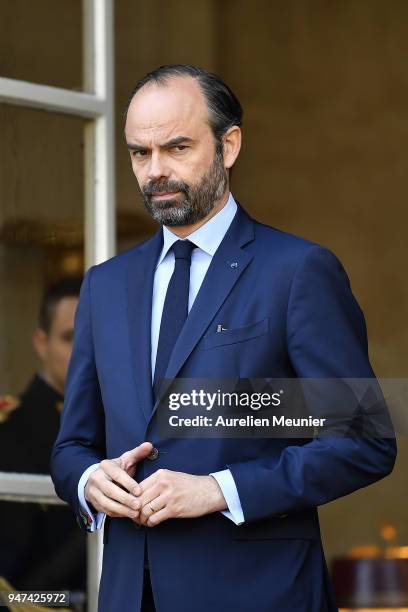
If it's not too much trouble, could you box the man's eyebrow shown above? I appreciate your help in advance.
[163,136,194,147]
[126,142,146,151]
[126,136,194,151]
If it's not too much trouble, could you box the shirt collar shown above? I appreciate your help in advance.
[157,192,238,268]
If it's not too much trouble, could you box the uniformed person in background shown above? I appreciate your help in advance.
[0,278,86,599]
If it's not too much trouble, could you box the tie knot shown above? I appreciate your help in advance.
[172,239,195,261]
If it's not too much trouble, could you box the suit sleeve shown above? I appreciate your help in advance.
[50,266,106,524]
[227,246,397,523]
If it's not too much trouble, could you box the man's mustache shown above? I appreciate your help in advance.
[143,180,189,197]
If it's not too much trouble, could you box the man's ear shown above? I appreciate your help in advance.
[32,328,48,362]
[222,126,242,170]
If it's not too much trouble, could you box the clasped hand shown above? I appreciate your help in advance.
[84,442,227,527]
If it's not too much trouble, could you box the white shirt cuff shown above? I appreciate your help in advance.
[210,469,245,525]
[78,462,105,532]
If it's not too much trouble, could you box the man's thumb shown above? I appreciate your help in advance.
[121,442,153,470]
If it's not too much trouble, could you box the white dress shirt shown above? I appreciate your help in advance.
[78,192,245,530]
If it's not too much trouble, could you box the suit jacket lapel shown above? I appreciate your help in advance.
[149,204,255,419]
[126,229,163,423]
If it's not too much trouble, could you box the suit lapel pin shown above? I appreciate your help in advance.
[229,261,238,268]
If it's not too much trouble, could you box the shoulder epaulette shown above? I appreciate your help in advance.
[0,394,21,423]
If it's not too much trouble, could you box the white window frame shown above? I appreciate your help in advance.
[0,1,114,608]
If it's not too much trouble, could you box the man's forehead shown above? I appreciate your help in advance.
[125,77,209,139]
[52,297,78,324]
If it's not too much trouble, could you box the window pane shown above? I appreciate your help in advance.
[0,103,84,392]
[0,103,86,597]
[0,0,83,91]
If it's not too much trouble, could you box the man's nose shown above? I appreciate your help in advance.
[147,152,170,182]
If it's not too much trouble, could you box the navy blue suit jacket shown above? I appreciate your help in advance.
[51,204,396,612]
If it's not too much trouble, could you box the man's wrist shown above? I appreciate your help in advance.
[84,482,97,514]
[207,475,228,512]
[78,463,103,532]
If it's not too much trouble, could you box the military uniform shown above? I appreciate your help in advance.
[0,374,86,592]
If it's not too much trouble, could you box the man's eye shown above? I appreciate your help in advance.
[132,150,147,157]
[173,145,188,152]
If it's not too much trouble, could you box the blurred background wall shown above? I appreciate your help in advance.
[0,0,407,566]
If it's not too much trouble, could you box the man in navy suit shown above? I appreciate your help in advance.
[51,65,396,612]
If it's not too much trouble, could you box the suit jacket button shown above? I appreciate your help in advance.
[147,447,159,461]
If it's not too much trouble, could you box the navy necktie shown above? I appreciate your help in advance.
[153,239,196,400]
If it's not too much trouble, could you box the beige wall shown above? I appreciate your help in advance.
[0,0,406,565]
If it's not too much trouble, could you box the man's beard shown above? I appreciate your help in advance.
[138,144,228,226]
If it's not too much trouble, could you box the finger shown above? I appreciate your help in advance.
[90,487,139,519]
[140,501,154,521]
[100,479,141,512]
[140,494,167,519]
[139,468,170,495]
[138,482,163,508]
[147,506,170,527]
[120,442,153,472]
[100,459,140,496]
[139,494,168,527]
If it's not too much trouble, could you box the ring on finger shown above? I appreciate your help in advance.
[148,500,155,513]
